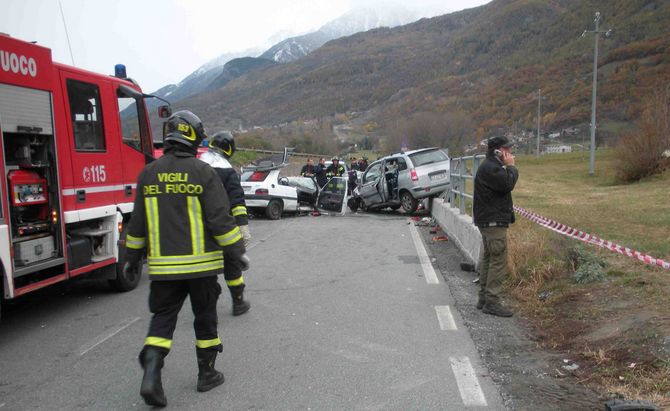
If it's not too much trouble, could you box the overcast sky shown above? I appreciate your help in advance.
[1,0,490,93]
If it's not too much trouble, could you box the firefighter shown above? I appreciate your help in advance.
[125,110,248,407]
[199,130,251,316]
[325,157,345,178]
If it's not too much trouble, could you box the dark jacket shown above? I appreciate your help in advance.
[314,164,328,187]
[199,151,248,226]
[300,164,316,177]
[126,149,245,281]
[473,154,519,227]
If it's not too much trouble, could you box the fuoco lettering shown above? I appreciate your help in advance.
[164,184,203,194]
[0,50,37,77]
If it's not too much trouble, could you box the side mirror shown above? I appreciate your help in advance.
[158,105,172,118]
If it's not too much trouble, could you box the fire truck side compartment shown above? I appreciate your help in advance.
[67,236,92,269]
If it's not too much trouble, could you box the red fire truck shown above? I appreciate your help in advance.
[0,34,163,319]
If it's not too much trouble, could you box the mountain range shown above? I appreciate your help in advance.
[170,0,670,147]
[147,4,420,105]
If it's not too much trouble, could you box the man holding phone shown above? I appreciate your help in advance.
[473,136,519,317]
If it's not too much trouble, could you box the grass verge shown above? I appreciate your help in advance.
[507,150,669,406]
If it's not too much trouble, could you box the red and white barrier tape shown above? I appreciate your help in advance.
[513,205,670,270]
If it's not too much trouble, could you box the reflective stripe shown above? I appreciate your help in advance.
[148,251,222,265]
[196,337,222,349]
[145,336,172,349]
[231,205,247,217]
[187,196,205,254]
[226,276,244,287]
[148,259,224,275]
[145,197,160,257]
[126,234,146,249]
[214,227,241,246]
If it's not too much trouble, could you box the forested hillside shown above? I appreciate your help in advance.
[177,0,670,147]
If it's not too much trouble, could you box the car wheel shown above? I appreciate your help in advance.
[109,226,142,292]
[400,191,418,213]
[266,199,283,220]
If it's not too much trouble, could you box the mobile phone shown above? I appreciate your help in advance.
[494,149,503,158]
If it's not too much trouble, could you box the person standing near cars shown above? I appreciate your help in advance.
[199,130,252,316]
[473,136,518,317]
[325,157,345,178]
[300,158,316,177]
[125,111,248,406]
[314,157,328,188]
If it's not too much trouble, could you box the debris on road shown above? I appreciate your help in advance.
[414,217,434,226]
[432,235,449,242]
[562,359,580,371]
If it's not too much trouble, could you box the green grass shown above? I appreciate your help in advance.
[514,150,670,259]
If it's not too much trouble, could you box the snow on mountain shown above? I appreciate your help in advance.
[260,4,417,63]
[148,48,261,103]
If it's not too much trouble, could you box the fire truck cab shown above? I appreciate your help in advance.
[0,34,156,317]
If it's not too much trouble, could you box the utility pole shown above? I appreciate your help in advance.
[536,89,541,158]
[582,12,612,176]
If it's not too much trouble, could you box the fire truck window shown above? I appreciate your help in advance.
[66,79,106,152]
[117,95,141,152]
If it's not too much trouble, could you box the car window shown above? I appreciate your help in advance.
[241,170,270,182]
[397,158,407,171]
[363,163,382,184]
[408,149,448,167]
[287,177,316,191]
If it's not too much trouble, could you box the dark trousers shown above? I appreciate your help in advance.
[145,276,222,352]
[478,226,509,305]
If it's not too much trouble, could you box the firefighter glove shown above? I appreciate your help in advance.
[240,225,251,248]
[239,253,250,271]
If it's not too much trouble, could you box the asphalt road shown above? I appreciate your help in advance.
[0,212,505,410]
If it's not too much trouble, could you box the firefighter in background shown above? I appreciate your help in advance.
[125,111,249,406]
[325,157,345,178]
[199,131,251,316]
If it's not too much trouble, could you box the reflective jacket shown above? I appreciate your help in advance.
[126,149,245,281]
[473,154,519,228]
[199,151,248,226]
[325,164,345,178]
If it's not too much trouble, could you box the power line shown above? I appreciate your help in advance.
[58,0,76,66]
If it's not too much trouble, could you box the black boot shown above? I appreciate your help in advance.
[139,347,168,407]
[230,285,250,316]
[196,348,225,392]
[482,302,514,317]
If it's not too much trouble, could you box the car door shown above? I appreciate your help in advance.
[316,176,348,214]
[358,162,385,206]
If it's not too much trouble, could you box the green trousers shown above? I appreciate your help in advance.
[478,226,509,305]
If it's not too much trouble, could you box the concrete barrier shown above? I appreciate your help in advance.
[429,198,481,267]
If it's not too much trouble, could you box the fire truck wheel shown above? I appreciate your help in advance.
[109,227,142,292]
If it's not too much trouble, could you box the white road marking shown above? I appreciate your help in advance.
[435,305,457,330]
[79,317,141,356]
[450,357,488,407]
[0,402,6,408]
[408,221,439,284]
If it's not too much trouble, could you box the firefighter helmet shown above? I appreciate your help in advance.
[164,110,207,148]
[209,131,236,158]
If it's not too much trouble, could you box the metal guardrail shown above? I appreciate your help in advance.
[447,154,485,215]
[236,147,329,159]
